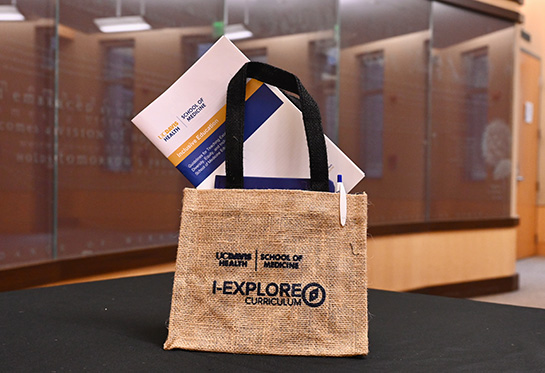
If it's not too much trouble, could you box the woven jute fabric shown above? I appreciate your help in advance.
[164,188,368,356]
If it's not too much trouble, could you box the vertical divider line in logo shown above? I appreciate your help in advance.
[255,250,258,271]
[176,115,187,128]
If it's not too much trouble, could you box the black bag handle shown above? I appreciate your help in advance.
[225,61,329,191]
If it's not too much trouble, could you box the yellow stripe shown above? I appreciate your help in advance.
[167,79,263,166]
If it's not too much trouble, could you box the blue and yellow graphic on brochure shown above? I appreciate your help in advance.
[168,80,282,187]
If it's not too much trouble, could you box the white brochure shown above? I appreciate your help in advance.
[132,36,364,192]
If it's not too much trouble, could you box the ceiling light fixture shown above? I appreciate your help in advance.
[0,1,25,22]
[224,23,253,41]
[224,0,253,41]
[94,0,150,33]
[94,15,150,33]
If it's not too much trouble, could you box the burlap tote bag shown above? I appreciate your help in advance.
[164,62,368,356]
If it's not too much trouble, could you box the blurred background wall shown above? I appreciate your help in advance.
[0,0,542,292]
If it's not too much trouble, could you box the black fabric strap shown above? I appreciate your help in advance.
[225,62,329,192]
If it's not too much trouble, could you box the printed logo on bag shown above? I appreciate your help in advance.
[260,253,302,269]
[216,252,252,267]
[212,280,326,308]
[302,283,326,307]
[215,251,303,270]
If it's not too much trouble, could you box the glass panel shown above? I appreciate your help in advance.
[0,2,56,269]
[0,1,520,271]
[226,0,339,139]
[56,0,223,258]
[339,0,431,225]
[429,2,514,221]
[359,52,385,178]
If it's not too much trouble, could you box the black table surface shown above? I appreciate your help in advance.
[1,273,544,372]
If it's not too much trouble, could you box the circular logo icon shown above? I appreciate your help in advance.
[302,283,326,307]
